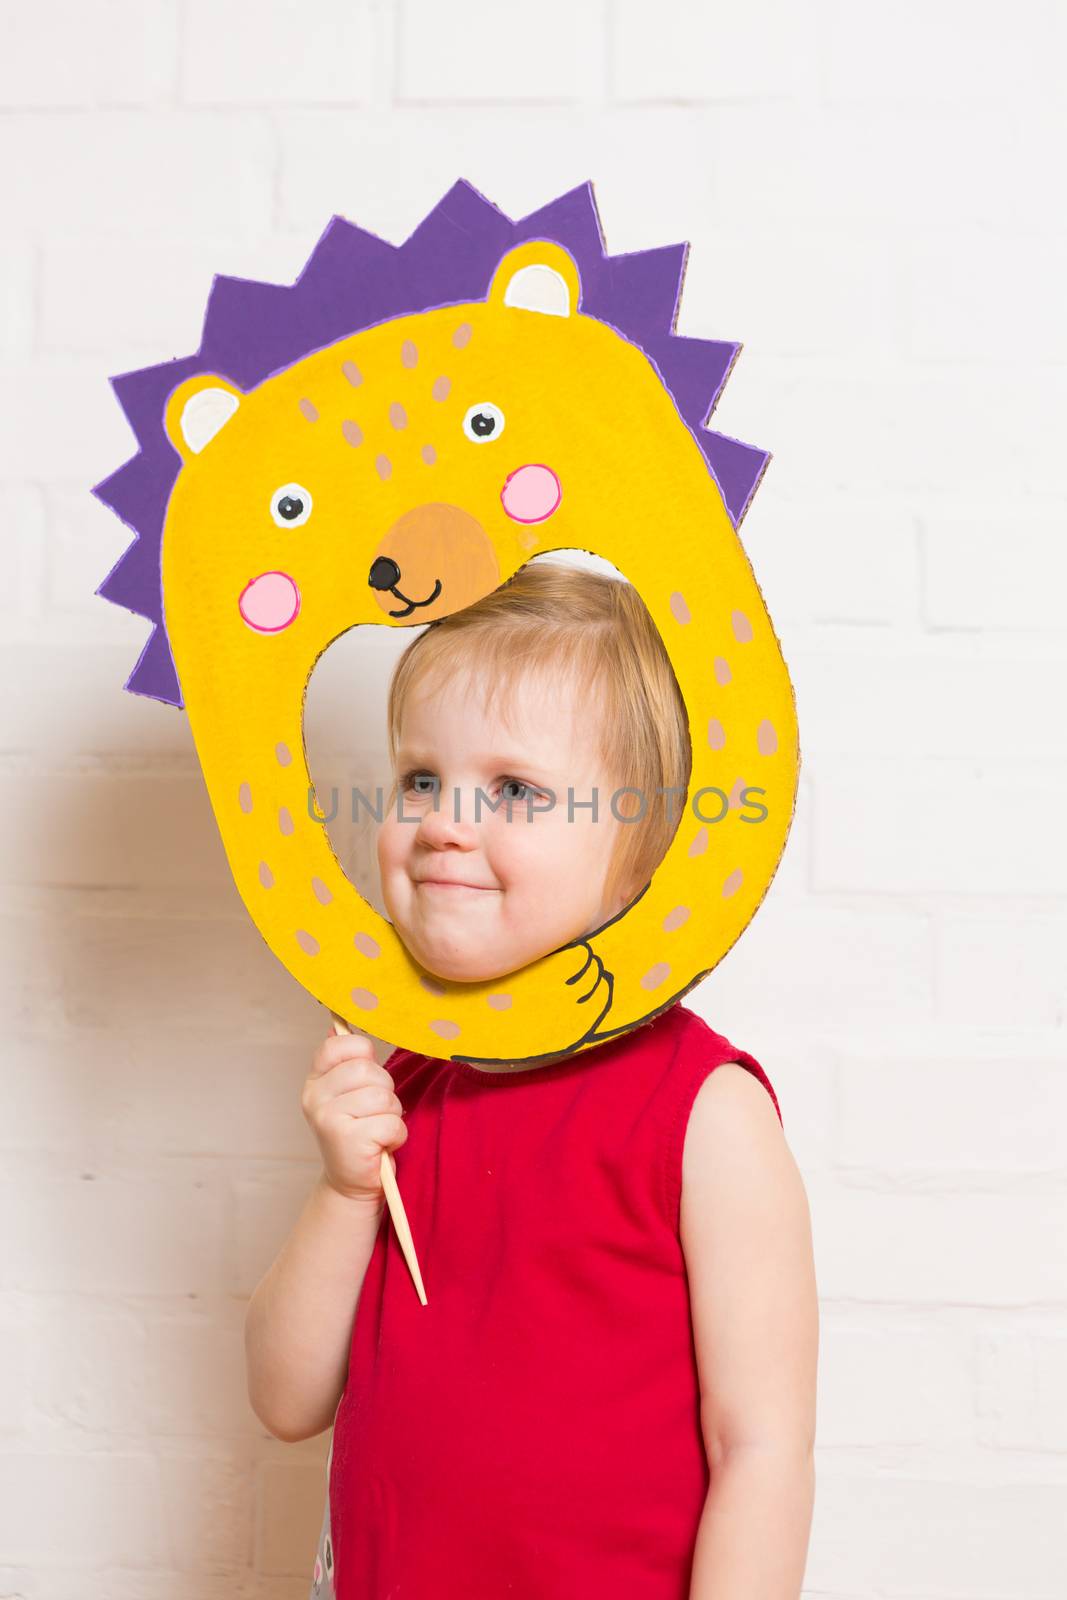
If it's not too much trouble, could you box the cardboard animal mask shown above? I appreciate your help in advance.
[93,180,799,1067]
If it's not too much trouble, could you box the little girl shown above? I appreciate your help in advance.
[245,561,818,1599]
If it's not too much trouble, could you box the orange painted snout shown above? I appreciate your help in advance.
[368,502,501,623]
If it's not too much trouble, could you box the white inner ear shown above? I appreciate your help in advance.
[180,386,240,454]
[503,263,571,318]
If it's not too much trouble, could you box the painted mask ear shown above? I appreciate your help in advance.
[487,241,581,319]
[163,374,243,462]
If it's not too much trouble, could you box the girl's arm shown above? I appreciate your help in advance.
[680,1063,819,1600]
[244,1176,384,1442]
[245,1029,409,1443]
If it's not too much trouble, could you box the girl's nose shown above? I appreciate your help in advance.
[414,786,479,842]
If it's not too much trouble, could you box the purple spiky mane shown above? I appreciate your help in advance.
[92,179,770,709]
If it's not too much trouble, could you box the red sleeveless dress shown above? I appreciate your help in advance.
[328,1000,781,1598]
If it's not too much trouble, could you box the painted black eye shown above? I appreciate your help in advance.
[462,402,505,443]
[270,483,313,527]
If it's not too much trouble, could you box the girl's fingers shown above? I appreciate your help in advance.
[309,1032,379,1077]
[328,1087,406,1121]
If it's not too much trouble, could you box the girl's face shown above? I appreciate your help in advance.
[377,664,634,984]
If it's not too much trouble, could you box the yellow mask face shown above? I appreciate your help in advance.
[95,183,799,1067]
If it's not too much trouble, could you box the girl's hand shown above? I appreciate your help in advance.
[301,1032,408,1204]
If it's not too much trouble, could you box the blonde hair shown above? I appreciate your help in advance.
[385,561,692,912]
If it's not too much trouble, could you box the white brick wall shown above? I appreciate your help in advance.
[0,1,1063,1593]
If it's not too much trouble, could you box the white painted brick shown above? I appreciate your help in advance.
[0,1311,31,1436]
[145,1306,263,1438]
[0,640,196,755]
[0,1451,167,1565]
[679,223,896,363]
[232,1163,320,1298]
[713,102,1048,229]
[0,0,178,107]
[836,1051,1067,1179]
[767,363,1066,500]
[33,1303,146,1434]
[0,892,322,1043]
[0,1566,310,1598]
[2,487,47,620]
[610,0,816,103]
[156,1455,252,1572]
[714,902,935,1024]
[811,756,1067,895]
[0,1160,229,1295]
[0,770,228,889]
[749,494,920,629]
[817,1308,976,1447]
[0,235,35,355]
[183,0,376,107]
[276,108,722,252]
[809,1173,1067,1305]
[807,1471,1067,1597]
[820,0,1061,106]
[397,0,604,103]
[255,1455,330,1577]
[0,113,273,237]
[936,912,1066,1026]
[39,232,315,356]
[902,230,1067,365]
[0,1030,315,1163]
[792,648,1066,760]
[978,1328,1067,1452]
[923,514,1067,631]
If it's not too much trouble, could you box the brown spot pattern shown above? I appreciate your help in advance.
[757,719,778,756]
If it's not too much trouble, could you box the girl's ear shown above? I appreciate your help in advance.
[163,374,244,462]
[486,242,581,320]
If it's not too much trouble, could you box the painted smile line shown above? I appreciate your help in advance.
[387,577,443,618]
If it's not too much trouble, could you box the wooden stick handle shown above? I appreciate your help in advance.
[329,1012,428,1306]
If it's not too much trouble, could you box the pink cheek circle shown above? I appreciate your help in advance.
[238,571,301,633]
[501,464,562,524]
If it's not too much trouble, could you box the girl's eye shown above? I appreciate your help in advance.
[401,772,439,796]
[500,778,539,804]
[462,402,505,443]
[270,483,313,527]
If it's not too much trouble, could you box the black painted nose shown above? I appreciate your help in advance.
[368,556,401,592]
